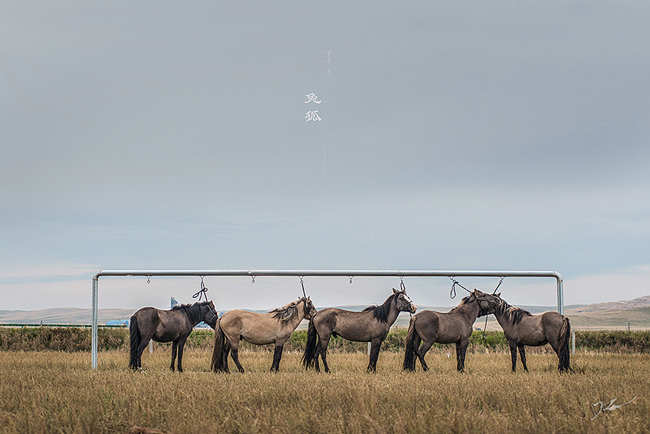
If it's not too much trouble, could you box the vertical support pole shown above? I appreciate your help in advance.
[572,329,575,355]
[92,276,99,370]
[556,276,564,315]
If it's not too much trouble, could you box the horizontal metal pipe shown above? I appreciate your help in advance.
[95,269,562,280]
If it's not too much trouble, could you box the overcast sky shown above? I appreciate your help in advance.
[2,1,650,313]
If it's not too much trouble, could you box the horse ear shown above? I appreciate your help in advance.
[497,292,501,298]
[393,288,398,295]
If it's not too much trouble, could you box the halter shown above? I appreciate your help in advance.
[399,277,414,317]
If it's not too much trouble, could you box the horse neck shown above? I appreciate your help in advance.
[285,300,306,329]
[383,296,401,325]
[456,299,481,323]
[184,304,204,326]
[492,299,513,328]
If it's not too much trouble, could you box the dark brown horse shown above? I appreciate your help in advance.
[129,301,217,372]
[490,294,571,372]
[403,289,497,372]
[303,288,417,372]
[211,297,317,373]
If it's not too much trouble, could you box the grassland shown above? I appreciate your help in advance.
[1,348,648,434]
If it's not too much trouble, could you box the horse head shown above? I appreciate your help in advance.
[301,296,318,320]
[472,289,500,317]
[202,301,218,329]
[393,288,417,314]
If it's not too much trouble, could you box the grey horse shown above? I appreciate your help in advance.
[303,288,417,372]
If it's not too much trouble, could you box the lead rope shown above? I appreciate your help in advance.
[449,277,471,299]
[300,276,306,298]
[193,276,209,302]
[483,277,505,342]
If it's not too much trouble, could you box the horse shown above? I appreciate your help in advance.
[211,296,317,373]
[302,288,417,372]
[403,289,498,372]
[490,293,572,372]
[129,300,218,372]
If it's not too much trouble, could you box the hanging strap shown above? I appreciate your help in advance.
[193,277,209,302]
[449,277,471,299]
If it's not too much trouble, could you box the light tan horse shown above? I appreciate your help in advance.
[490,294,571,372]
[211,297,316,373]
[302,288,417,372]
[403,289,498,372]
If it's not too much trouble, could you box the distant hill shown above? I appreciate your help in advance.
[1,295,650,329]
[565,295,650,314]
[0,308,134,325]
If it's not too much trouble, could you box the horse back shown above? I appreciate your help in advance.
[314,308,385,342]
[219,309,286,345]
[415,310,471,343]
[512,313,551,346]
[540,311,566,346]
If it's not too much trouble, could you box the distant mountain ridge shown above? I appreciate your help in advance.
[1,295,650,328]
[564,295,650,314]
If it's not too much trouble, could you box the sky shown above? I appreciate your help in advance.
[1,1,650,313]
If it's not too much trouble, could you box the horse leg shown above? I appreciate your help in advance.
[518,345,528,372]
[230,342,245,373]
[136,338,151,370]
[222,341,231,373]
[367,338,383,372]
[509,342,518,372]
[416,340,434,372]
[270,344,284,372]
[176,336,188,373]
[319,334,331,373]
[170,340,178,372]
[456,341,468,372]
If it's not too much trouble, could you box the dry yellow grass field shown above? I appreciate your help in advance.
[1,349,648,433]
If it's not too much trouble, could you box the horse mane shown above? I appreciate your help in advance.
[270,299,303,323]
[362,292,397,323]
[172,302,208,324]
[496,298,532,325]
[449,294,476,313]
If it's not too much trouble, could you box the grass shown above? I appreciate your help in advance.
[1,348,648,434]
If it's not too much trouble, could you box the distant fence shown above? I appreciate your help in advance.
[3,327,650,354]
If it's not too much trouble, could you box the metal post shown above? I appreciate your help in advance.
[572,329,576,354]
[91,276,98,370]
[556,275,564,315]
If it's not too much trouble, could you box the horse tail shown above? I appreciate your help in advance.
[403,315,419,371]
[129,314,140,370]
[210,318,225,372]
[558,316,572,373]
[301,320,319,369]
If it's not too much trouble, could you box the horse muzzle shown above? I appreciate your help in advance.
[409,303,417,314]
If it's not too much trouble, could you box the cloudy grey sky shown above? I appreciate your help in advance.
[2,1,650,312]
